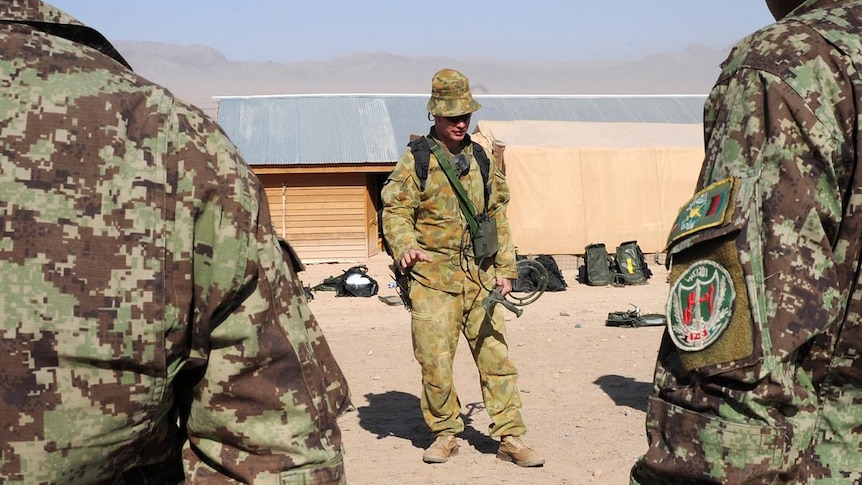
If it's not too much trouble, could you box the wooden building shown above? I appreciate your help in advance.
[251,168,390,263]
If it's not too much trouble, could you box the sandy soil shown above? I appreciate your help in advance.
[300,253,669,485]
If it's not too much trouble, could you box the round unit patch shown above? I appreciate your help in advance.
[667,260,736,351]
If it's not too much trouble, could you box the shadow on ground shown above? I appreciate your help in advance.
[357,391,498,454]
[593,374,653,412]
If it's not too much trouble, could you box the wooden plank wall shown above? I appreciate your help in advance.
[257,172,377,262]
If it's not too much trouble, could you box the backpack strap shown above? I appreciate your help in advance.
[472,142,492,211]
[425,137,483,239]
[408,137,431,191]
[409,135,492,211]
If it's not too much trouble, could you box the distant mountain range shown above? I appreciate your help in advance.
[113,41,734,118]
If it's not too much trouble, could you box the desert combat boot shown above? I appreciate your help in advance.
[497,436,545,467]
[422,435,459,463]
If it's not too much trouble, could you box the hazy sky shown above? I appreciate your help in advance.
[48,1,777,63]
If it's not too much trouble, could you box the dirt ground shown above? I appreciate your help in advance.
[300,253,669,485]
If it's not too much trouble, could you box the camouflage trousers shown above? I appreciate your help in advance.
[409,279,526,438]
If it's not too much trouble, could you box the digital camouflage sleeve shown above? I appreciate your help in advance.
[0,2,349,484]
[632,1,862,483]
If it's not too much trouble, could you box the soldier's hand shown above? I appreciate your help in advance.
[401,249,432,270]
[497,277,512,297]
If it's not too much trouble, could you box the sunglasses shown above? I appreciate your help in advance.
[443,113,471,124]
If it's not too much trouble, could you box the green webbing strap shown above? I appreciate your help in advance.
[425,138,482,237]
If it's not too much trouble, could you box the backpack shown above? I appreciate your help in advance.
[311,265,379,297]
[613,241,651,285]
[535,254,566,292]
[582,243,613,286]
[409,136,492,211]
[511,254,536,293]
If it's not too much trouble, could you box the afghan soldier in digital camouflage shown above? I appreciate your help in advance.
[381,68,544,467]
[631,0,862,483]
[0,1,350,483]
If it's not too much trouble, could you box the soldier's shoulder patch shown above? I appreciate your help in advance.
[667,177,735,247]
[666,259,736,352]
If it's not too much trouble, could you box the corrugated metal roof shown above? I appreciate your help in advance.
[214,94,707,166]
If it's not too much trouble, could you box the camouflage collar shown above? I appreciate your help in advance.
[794,0,856,17]
[0,0,130,69]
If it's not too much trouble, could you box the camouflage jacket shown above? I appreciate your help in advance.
[633,0,862,483]
[381,130,518,293]
[0,2,349,484]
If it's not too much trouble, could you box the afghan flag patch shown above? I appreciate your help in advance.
[667,177,734,247]
[667,260,736,351]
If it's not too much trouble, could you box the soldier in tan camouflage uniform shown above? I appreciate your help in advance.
[631,0,862,483]
[381,68,543,467]
[0,2,350,483]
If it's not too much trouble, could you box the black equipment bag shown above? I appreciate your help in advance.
[535,254,566,291]
[512,254,535,293]
[312,265,379,298]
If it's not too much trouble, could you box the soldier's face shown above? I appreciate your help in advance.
[434,114,471,147]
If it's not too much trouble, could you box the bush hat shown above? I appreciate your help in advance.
[427,68,482,117]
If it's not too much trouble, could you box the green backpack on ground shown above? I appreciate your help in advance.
[583,243,613,286]
[614,241,651,285]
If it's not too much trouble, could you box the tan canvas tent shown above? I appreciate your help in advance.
[472,120,705,255]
